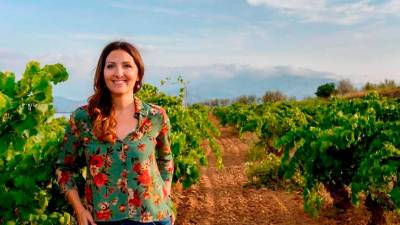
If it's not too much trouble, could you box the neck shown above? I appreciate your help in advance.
[111,93,134,112]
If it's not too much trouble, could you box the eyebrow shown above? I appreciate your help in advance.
[106,61,134,64]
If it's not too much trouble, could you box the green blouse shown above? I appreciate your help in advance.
[55,97,174,223]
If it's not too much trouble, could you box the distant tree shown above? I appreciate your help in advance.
[378,79,397,89]
[302,96,316,101]
[235,95,257,105]
[199,98,231,106]
[363,82,376,91]
[262,90,287,103]
[315,82,335,98]
[337,79,356,95]
[219,98,230,106]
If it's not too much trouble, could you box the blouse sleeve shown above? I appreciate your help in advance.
[55,110,84,196]
[155,109,174,183]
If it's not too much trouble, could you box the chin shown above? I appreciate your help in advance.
[109,89,131,96]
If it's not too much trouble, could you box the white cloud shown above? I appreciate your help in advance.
[247,0,324,11]
[246,0,399,25]
[109,2,199,18]
[0,49,30,76]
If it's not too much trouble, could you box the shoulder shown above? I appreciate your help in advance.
[70,105,90,122]
[141,101,170,126]
[146,102,168,118]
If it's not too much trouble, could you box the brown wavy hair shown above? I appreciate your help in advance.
[87,41,145,144]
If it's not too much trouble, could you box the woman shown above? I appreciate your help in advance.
[55,41,175,225]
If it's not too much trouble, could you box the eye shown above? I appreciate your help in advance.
[124,64,132,68]
[106,64,114,69]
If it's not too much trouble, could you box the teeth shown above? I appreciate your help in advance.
[113,80,127,84]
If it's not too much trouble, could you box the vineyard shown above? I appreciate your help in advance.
[213,94,400,225]
[1,62,400,225]
[0,61,221,225]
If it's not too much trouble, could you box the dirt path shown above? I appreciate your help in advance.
[171,115,400,225]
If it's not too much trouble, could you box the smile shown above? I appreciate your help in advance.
[112,80,127,85]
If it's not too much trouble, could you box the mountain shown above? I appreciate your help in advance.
[53,64,339,107]
[147,64,337,103]
[53,96,86,113]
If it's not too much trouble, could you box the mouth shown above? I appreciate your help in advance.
[112,80,127,85]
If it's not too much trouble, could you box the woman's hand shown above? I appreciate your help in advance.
[164,180,172,196]
[65,189,97,225]
[171,213,176,225]
[75,207,97,225]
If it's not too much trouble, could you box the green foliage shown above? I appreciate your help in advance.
[315,82,335,98]
[215,92,400,222]
[137,81,222,188]
[0,61,222,224]
[0,61,72,224]
[245,147,304,190]
[213,101,310,155]
[277,93,400,217]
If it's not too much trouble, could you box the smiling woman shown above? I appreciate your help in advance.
[104,50,139,97]
[55,41,175,225]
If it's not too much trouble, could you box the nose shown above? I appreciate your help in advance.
[114,65,124,77]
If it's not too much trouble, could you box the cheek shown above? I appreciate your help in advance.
[126,73,139,86]
[103,69,113,80]
[103,72,113,88]
[127,69,138,80]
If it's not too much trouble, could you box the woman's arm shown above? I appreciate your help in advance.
[55,110,96,225]
[155,108,174,196]
[66,189,96,225]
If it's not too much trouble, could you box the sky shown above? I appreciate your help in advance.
[0,0,399,102]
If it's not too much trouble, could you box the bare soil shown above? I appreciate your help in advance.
[171,115,400,225]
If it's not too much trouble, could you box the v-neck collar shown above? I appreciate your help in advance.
[83,96,149,143]
[116,96,148,142]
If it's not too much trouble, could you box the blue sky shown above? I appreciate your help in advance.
[1,0,399,102]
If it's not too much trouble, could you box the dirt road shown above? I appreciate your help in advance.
[171,115,400,225]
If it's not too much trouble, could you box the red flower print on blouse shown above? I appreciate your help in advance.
[163,145,172,154]
[90,155,104,167]
[141,211,153,222]
[162,187,168,199]
[157,211,165,221]
[160,125,168,136]
[132,162,141,173]
[82,136,90,144]
[119,151,127,162]
[85,185,93,204]
[153,194,161,205]
[140,118,153,133]
[59,171,71,185]
[130,131,143,141]
[64,155,74,166]
[90,166,100,177]
[117,178,127,193]
[156,140,163,148]
[143,189,151,200]
[119,204,126,213]
[105,155,113,167]
[137,170,152,186]
[128,189,142,207]
[55,101,175,222]
[96,210,111,221]
[121,169,128,178]
[138,143,146,152]
[94,173,108,188]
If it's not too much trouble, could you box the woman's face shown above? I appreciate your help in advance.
[104,49,139,97]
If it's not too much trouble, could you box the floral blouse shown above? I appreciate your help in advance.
[55,96,174,223]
